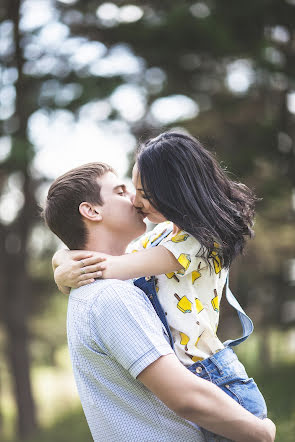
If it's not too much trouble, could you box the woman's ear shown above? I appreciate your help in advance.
[79,202,102,221]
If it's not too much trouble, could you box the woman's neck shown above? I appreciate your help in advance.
[172,223,181,234]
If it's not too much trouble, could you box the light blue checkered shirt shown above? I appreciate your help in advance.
[67,279,204,441]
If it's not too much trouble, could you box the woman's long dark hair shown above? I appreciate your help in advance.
[137,131,257,268]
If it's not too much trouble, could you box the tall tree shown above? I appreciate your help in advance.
[0,0,38,438]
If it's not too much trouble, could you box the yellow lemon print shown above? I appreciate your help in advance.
[171,233,189,243]
[177,253,191,275]
[190,355,203,363]
[210,243,222,274]
[195,298,204,314]
[165,272,180,282]
[180,332,190,351]
[212,254,222,274]
[141,237,149,249]
[180,332,190,345]
[131,250,138,253]
[211,289,219,312]
[195,335,201,348]
[174,294,192,313]
[192,262,202,284]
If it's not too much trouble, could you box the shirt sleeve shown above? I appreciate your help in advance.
[89,281,173,378]
[161,231,208,278]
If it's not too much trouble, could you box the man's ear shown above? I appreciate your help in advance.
[79,202,102,222]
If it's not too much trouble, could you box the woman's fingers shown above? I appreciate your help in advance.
[77,279,95,288]
[79,271,103,282]
[80,256,107,267]
[80,263,106,274]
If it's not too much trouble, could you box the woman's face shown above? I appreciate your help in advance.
[131,163,167,224]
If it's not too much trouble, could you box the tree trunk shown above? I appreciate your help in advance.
[0,0,38,438]
[3,250,37,439]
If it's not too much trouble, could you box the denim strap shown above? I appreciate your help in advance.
[223,276,254,347]
[148,224,173,247]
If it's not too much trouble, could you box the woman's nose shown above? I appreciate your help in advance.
[132,193,142,208]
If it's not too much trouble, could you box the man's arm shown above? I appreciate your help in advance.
[91,283,275,442]
[138,353,275,442]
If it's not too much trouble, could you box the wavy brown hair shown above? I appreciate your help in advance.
[137,132,257,268]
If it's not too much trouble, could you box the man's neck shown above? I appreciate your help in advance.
[85,228,130,256]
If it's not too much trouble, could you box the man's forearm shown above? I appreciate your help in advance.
[138,354,275,442]
[178,376,272,442]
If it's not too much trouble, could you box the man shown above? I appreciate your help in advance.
[44,162,275,442]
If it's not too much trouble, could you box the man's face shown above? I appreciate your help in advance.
[98,171,146,239]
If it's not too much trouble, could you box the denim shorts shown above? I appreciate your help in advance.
[188,347,267,442]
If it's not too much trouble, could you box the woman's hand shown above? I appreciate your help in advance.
[52,250,107,294]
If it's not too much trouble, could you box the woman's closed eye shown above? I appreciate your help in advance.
[140,190,153,200]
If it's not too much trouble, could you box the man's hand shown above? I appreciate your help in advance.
[52,250,107,294]
[261,419,276,442]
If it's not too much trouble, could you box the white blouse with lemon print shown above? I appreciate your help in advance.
[130,221,228,367]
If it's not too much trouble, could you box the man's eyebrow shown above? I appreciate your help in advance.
[113,184,126,191]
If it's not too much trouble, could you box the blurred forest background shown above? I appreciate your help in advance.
[0,0,295,441]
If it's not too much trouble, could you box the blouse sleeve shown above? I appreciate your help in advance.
[161,231,208,279]
[126,221,173,253]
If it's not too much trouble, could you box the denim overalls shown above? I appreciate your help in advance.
[134,227,267,442]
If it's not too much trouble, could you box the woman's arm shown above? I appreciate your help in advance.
[53,245,182,291]
[102,246,183,280]
[52,249,106,294]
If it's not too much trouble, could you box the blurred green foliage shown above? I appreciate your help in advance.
[5,407,92,442]
[2,362,293,442]
[1,0,295,439]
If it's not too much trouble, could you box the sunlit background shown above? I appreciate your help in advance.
[0,1,295,441]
